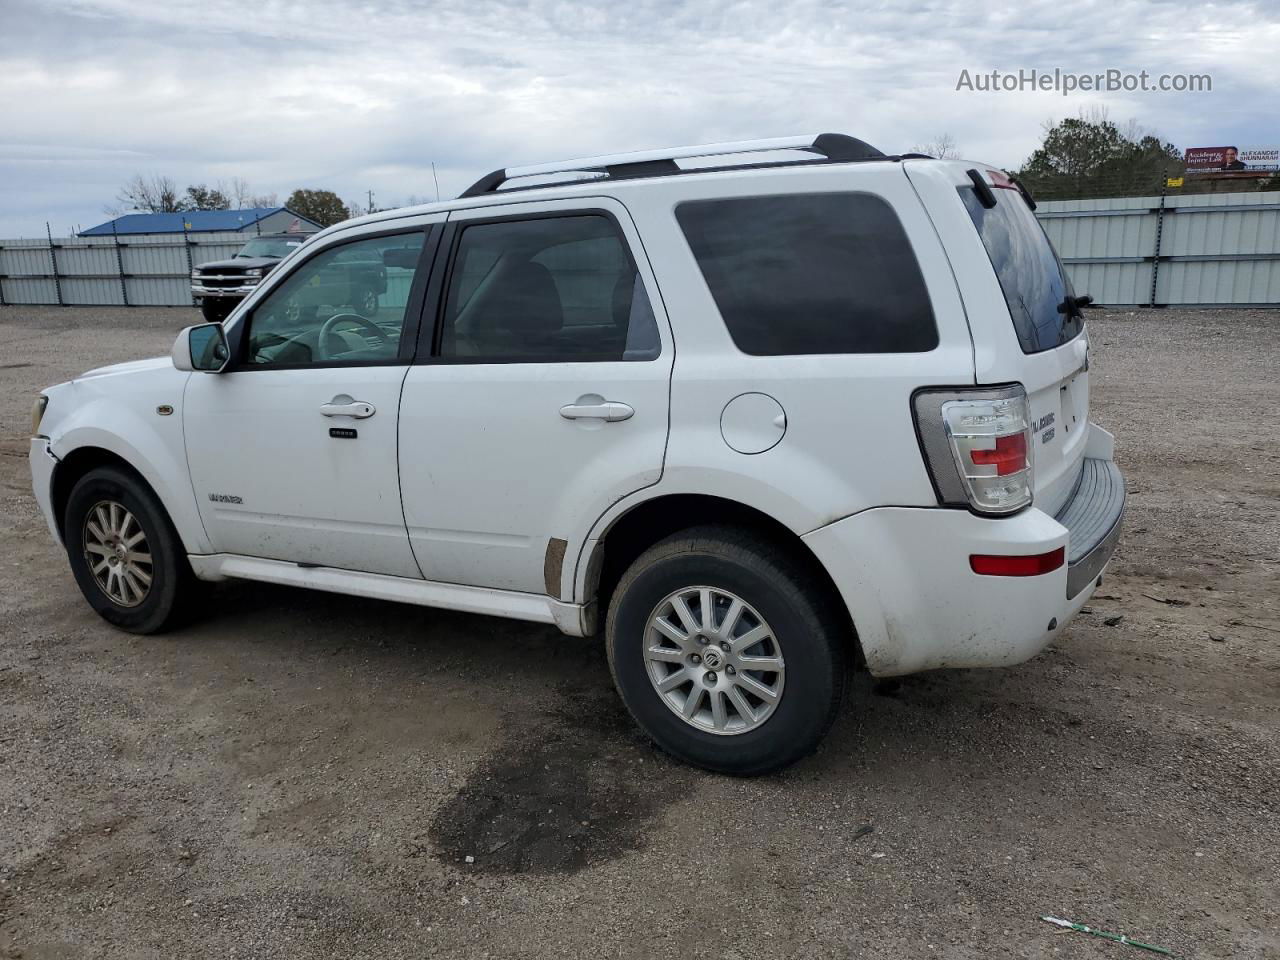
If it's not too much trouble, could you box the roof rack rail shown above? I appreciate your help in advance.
[459,133,886,198]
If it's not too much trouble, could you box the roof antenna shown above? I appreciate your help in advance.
[431,162,441,202]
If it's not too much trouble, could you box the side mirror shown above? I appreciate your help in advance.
[172,323,230,373]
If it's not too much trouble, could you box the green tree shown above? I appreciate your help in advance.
[183,184,231,210]
[286,189,350,227]
[1017,112,1182,200]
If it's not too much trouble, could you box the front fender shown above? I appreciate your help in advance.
[48,398,211,555]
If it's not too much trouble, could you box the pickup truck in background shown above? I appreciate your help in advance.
[190,233,315,322]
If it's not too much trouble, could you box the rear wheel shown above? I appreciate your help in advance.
[606,526,846,774]
[64,467,197,634]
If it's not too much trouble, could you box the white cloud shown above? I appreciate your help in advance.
[1,0,1275,235]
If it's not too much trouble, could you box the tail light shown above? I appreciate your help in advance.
[912,384,1034,515]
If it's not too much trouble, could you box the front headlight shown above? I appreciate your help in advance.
[245,268,264,277]
[32,395,49,436]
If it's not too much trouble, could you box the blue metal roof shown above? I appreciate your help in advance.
[81,207,297,236]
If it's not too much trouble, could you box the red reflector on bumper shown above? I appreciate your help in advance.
[970,547,1065,577]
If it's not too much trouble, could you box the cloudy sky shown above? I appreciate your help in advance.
[1,0,1276,236]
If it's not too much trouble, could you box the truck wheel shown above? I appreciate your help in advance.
[200,300,229,323]
[63,466,198,634]
[606,526,847,775]
[357,289,379,318]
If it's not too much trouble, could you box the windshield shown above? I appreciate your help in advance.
[959,186,1082,353]
[236,237,308,259]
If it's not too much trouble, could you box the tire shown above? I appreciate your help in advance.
[606,525,847,775]
[200,299,231,323]
[64,466,198,634]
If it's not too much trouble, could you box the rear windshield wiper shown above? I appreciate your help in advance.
[1057,293,1093,317]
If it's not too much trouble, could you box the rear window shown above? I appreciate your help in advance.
[675,193,938,356]
[959,187,1082,353]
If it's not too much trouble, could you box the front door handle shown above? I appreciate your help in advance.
[559,395,634,422]
[320,395,376,419]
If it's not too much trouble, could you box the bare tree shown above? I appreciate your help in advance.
[228,177,252,209]
[909,133,961,159]
[228,177,279,209]
[116,174,185,213]
[110,173,277,217]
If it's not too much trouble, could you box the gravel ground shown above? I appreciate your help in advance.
[1,304,1277,959]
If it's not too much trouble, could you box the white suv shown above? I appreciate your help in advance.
[29,134,1124,774]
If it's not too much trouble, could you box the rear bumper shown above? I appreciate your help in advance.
[1057,457,1125,598]
[803,430,1124,676]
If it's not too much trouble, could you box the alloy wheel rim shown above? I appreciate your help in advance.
[643,586,785,735]
[83,500,153,607]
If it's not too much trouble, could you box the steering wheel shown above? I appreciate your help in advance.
[317,313,388,360]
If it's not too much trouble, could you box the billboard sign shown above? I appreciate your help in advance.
[1184,146,1280,177]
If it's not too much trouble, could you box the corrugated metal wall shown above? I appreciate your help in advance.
[1037,191,1280,306]
[0,232,252,307]
[4,191,1279,308]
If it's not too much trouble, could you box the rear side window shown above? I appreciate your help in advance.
[675,193,938,355]
[439,215,661,362]
[959,187,1081,353]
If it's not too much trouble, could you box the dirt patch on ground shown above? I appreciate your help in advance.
[1,305,1277,959]
[429,682,689,874]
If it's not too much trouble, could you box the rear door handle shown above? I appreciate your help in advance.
[559,395,634,422]
[320,395,376,419]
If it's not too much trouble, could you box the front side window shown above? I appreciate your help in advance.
[675,193,938,356]
[244,231,425,366]
[439,215,660,362]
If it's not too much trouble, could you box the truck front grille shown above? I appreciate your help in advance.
[194,272,248,290]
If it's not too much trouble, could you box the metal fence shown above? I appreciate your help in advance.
[1039,190,1280,306]
[0,231,250,307]
[3,189,1279,308]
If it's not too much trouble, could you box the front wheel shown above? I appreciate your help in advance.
[606,526,847,775]
[64,467,198,634]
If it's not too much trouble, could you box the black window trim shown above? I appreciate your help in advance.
[673,189,941,358]
[414,207,664,365]
[224,223,442,373]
